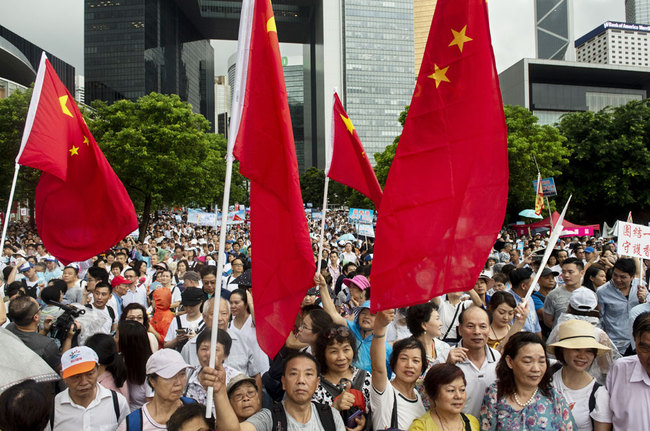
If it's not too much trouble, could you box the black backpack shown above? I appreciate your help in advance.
[51,389,119,429]
[271,401,335,431]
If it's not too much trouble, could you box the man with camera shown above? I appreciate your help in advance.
[6,295,79,372]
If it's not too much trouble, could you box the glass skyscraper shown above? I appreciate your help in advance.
[627,0,650,24]
[85,0,214,127]
[342,0,415,162]
[535,0,573,60]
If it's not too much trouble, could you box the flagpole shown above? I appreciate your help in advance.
[0,163,21,252]
[523,196,572,306]
[205,154,233,417]
[316,177,329,276]
[546,196,553,230]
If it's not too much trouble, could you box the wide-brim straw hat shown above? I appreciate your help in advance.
[547,319,610,356]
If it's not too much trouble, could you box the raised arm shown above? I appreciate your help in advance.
[315,273,347,327]
[370,309,394,393]
[495,301,529,354]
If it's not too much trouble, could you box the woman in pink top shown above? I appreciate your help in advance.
[85,333,130,404]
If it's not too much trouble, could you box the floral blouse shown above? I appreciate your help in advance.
[479,382,577,431]
[415,338,452,410]
[312,367,372,413]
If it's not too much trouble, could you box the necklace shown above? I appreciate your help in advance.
[434,409,463,431]
[513,387,538,408]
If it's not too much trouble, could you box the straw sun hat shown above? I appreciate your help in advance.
[547,320,610,356]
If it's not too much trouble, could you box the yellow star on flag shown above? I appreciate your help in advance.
[59,95,73,118]
[428,65,450,88]
[340,114,355,134]
[267,16,276,33]
[449,25,473,53]
[83,136,89,146]
[69,145,79,156]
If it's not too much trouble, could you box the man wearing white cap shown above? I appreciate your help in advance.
[52,346,129,430]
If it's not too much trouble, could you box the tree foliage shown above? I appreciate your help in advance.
[88,93,246,238]
[558,99,650,222]
[504,105,569,219]
[299,167,350,208]
[0,87,40,226]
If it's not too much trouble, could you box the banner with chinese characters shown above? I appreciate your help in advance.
[616,221,650,259]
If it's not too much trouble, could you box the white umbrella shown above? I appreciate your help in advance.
[0,328,60,394]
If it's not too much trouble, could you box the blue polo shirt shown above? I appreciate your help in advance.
[346,319,393,374]
[597,280,643,353]
[507,288,541,333]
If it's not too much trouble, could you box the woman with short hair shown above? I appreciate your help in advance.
[409,363,480,431]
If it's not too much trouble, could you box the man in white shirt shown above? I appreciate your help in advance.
[88,282,117,334]
[52,346,129,430]
[607,312,650,430]
[122,267,148,308]
[446,306,500,418]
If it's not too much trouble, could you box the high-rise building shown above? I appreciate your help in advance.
[215,75,230,136]
[535,0,574,60]
[627,0,650,25]
[576,21,650,67]
[0,24,75,95]
[342,0,415,162]
[283,57,305,173]
[414,0,437,75]
[85,0,214,128]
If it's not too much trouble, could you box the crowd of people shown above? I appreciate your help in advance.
[0,210,649,430]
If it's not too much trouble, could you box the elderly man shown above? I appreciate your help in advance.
[446,306,501,418]
[607,312,650,430]
[52,346,129,430]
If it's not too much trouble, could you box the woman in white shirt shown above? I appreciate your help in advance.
[547,320,613,431]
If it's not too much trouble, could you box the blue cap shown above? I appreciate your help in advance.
[18,262,33,273]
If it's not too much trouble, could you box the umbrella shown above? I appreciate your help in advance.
[233,269,252,288]
[518,209,543,219]
[0,328,59,394]
[338,233,356,241]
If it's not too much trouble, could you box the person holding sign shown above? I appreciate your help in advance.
[597,258,647,354]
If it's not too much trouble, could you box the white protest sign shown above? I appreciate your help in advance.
[616,221,650,259]
[358,223,375,238]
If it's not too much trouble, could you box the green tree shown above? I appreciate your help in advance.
[0,87,40,227]
[89,93,246,239]
[299,167,351,208]
[504,105,569,219]
[558,99,650,222]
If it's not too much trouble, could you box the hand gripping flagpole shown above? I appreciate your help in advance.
[522,195,572,306]
[204,0,254,418]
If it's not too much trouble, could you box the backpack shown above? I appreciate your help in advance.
[319,370,370,429]
[51,389,119,429]
[126,396,196,430]
[85,303,116,323]
[588,382,602,428]
[271,401,335,431]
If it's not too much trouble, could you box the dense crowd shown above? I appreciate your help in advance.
[0,210,649,430]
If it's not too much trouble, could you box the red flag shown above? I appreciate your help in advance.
[16,54,138,264]
[370,0,508,311]
[229,0,315,356]
[534,173,545,215]
[326,92,383,208]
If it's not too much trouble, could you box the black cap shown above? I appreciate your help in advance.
[181,287,204,306]
[541,267,559,277]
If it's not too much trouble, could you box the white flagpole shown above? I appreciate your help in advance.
[316,177,329,276]
[0,164,21,251]
[205,0,254,416]
[523,195,572,305]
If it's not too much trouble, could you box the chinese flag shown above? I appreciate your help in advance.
[326,92,383,208]
[229,0,315,356]
[534,173,545,215]
[370,0,508,311]
[16,54,137,265]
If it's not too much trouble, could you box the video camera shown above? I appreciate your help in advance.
[44,300,85,346]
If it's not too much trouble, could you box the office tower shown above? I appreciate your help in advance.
[576,21,650,67]
[414,0,437,75]
[535,0,574,60]
[627,0,650,24]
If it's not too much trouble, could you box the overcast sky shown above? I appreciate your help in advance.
[0,0,624,76]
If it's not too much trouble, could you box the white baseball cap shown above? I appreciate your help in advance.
[61,346,98,379]
[146,349,193,378]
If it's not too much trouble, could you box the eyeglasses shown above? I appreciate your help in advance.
[299,323,312,332]
[325,327,350,339]
[231,389,258,402]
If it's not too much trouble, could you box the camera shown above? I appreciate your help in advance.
[45,300,85,346]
